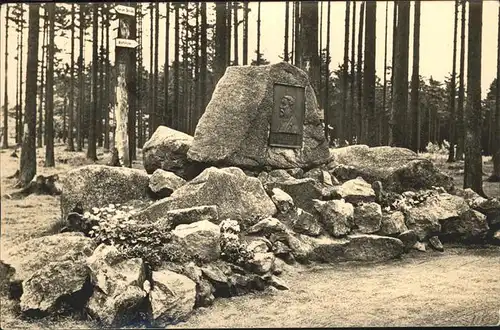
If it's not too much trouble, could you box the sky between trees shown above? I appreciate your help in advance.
[0,0,498,108]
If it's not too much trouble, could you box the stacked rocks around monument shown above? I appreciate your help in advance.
[3,62,500,328]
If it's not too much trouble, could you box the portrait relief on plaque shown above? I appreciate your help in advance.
[269,83,306,148]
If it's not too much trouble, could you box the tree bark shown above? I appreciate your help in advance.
[300,2,319,94]
[77,4,85,152]
[257,2,261,65]
[68,4,75,151]
[356,1,365,142]
[490,1,500,181]
[456,0,466,160]
[173,4,180,130]
[464,0,484,196]
[44,3,55,167]
[19,4,39,186]
[447,0,459,161]
[2,5,9,149]
[37,8,47,149]
[87,4,98,161]
[18,4,25,144]
[153,1,159,133]
[227,2,232,67]
[284,2,289,62]
[215,2,227,81]
[200,2,208,112]
[382,1,389,147]
[294,2,301,67]
[351,1,357,143]
[104,4,110,150]
[243,2,248,65]
[324,2,331,142]
[164,3,170,127]
[341,0,350,145]
[410,0,421,153]
[391,1,410,148]
[364,1,376,146]
[233,2,239,65]
[388,2,398,146]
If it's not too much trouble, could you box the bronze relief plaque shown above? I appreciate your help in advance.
[269,83,306,148]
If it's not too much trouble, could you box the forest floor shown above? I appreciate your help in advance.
[0,144,499,328]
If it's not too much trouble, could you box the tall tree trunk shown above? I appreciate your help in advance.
[173,4,180,130]
[243,2,248,65]
[87,3,98,161]
[300,3,319,93]
[19,4,39,186]
[227,2,232,66]
[104,4,110,150]
[447,0,459,161]
[182,5,189,133]
[18,4,24,144]
[194,3,200,132]
[388,2,398,146]
[294,2,301,67]
[257,2,261,65]
[15,23,19,146]
[37,9,47,148]
[464,0,484,196]
[356,1,365,142]
[215,2,227,81]
[137,4,144,146]
[324,2,331,142]
[391,1,410,148]
[164,3,170,127]
[148,4,154,137]
[291,2,295,64]
[128,4,137,162]
[490,1,500,181]
[319,2,322,98]
[410,0,421,153]
[382,1,389,146]
[233,2,239,65]
[341,0,350,145]
[77,4,85,151]
[68,4,75,151]
[62,96,67,142]
[153,1,159,133]
[363,1,376,146]
[2,5,10,149]
[45,3,55,167]
[351,0,357,143]
[200,2,208,112]
[456,0,466,160]
[284,2,289,62]
[97,7,105,148]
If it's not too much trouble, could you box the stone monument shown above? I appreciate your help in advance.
[187,62,331,169]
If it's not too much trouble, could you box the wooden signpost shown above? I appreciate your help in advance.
[113,3,136,167]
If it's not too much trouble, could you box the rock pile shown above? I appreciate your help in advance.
[2,63,499,328]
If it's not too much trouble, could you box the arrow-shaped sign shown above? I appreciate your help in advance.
[115,5,135,17]
[116,38,138,49]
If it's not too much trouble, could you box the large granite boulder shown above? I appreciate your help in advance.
[137,167,276,226]
[20,261,90,314]
[60,165,150,221]
[328,145,453,192]
[149,269,196,326]
[86,244,148,326]
[187,62,330,169]
[171,220,221,263]
[143,126,203,180]
[2,232,96,282]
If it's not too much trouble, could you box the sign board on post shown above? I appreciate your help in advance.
[116,38,138,49]
[115,5,135,17]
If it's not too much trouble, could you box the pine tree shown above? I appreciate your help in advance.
[464,0,484,196]
[410,0,421,153]
[341,0,350,144]
[68,3,75,151]
[87,3,98,161]
[256,2,261,65]
[324,2,331,142]
[2,5,10,149]
[37,6,47,148]
[45,3,56,167]
[364,0,376,146]
[356,1,365,141]
[391,1,410,148]
[456,0,466,160]
[284,2,290,62]
[447,0,459,161]
[382,1,389,146]
[489,2,500,181]
[243,2,249,65]
[19,4,40,187]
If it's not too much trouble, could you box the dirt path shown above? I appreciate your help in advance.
[171,247,500,328]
